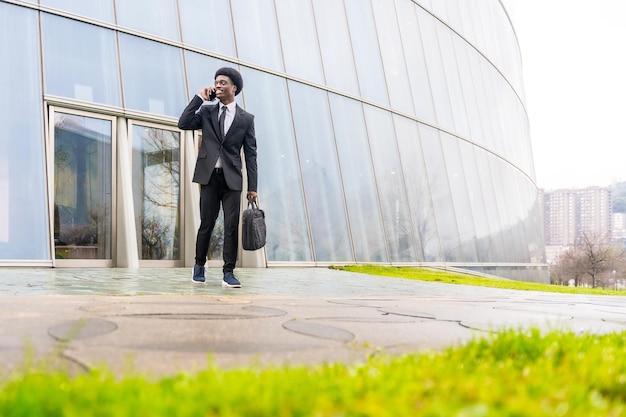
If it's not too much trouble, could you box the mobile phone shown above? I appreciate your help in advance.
[209,90,217,101]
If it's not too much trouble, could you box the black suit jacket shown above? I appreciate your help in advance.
[178,95,257,192]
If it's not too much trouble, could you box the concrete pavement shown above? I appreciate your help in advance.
[1,267,625,377]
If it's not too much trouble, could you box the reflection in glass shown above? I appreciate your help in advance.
[179,0,235,57]
[231,0,284,73]
[344,0,389,105]
[394,0,437,123]
[440,134,478,262]
[419,124,462,261]
[457,140,492,262]
[469,53,497,151]
[119,34,186,117]
[488,156,512,261]
[115,0,179,40]
[0,4,48,260]
[370,0,415,115]
[475,150,505,261]
[416,7,455,132]
[42,14,120,106]
[240,69,312,262]
[312,0,359,95]
[394,116,442,261]
[53,113,112,260]
[275,0,324,84]
[364,105,417,262]
[330,94,388,262]
[437,26,470,138]
[289,81,352,262]
[40,0,114,23]
[132,125,180,260]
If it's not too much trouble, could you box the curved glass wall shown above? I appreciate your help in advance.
[0,0,547,282]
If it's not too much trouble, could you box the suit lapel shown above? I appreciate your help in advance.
[224,105,245,141]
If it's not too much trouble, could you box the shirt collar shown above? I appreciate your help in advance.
[220,101,236,113]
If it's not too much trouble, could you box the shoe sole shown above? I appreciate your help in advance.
[222,281,241,288]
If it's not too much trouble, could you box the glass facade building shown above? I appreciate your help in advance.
[0,0,548,281]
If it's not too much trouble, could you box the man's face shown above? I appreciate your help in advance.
[214,75,236,101]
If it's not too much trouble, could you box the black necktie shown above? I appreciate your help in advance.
[219,106,227,139]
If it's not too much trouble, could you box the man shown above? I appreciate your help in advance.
[178,67,258,288]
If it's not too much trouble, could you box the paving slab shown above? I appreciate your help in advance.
[0,267,625,377]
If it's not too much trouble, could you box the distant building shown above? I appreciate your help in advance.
[541,189,578,246]
[578,187,612,239]
[612,213,626,241]
[541,187,613,262]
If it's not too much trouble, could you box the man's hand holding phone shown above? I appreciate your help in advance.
[200,86,217,101]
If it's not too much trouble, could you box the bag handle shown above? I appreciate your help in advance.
[247,199,259,210]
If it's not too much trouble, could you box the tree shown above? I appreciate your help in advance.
[551,247,586,286]
[576,232,622,288]
[550,232,625,288]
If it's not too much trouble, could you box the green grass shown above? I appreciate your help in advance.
[332,264,626,296]
[2,329,626,416]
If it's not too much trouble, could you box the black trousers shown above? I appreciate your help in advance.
[195,172,241,273]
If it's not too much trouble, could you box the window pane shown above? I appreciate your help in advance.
[42,14,120,106]
[419,124,462,261]
[240,68,312,262]
[115,0,179,41]
[437,26,470,138]
[289,81,353,262]
[119,34,186,117]
[344,0,389,105]
[457,140,492,262]
[132,125,180,260]
[53,113,112,260]
[440,134,478,261]
[0,5,48,260]
[395,0,437,123]
[275,0,324,84]
[395,116,442,261]
[364,105,417,262]
[312,0,359,95]
[179,0,235,57]
[416,7,454,131]
[330,94,388,262]
[371,0,414,115]
[475,150,506,261]
[41,0,114,22]
[231,0,284,72]
[488,156,512,261]
[454,39,485,141]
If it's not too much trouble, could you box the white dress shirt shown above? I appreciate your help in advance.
[215,100,236,168]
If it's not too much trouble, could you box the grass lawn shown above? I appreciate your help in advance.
[332,264,626,296]
[2,329,626,416]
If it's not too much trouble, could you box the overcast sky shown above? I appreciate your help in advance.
[510,0,626,190]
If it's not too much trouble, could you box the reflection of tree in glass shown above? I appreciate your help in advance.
[142,128,180,208]
[207,215,224,260]
[142,217,170,260]
[140,128,180,260]
[54,114,110,258]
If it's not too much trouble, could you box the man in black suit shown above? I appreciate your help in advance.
[178,67,257,288]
